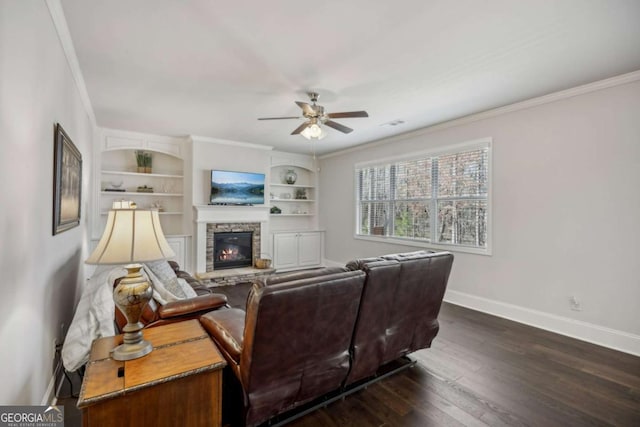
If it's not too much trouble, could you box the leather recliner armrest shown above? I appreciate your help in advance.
[200,308,245,364]
[158,293,228,319]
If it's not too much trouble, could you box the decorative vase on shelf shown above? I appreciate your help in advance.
[144,152,152,174]
[135,151,153,173]
[284,169,297,185]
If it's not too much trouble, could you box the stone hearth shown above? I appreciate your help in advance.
[196,266,276,287]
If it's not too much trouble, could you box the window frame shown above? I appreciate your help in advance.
[354,137,492,256]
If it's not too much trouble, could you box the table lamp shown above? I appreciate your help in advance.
[86,202,175,360]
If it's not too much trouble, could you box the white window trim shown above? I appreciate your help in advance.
[354,137,493,256]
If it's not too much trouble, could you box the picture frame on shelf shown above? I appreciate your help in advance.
[53,123,82,235]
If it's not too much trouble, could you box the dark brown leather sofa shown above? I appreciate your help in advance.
[200,251,453,426]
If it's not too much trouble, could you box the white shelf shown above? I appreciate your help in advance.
[270,183,314,189]
[102,170,183,179]
[270,214,313,217]
[270,199,315,202]
[101,211,183,216]
[101,191,182,197]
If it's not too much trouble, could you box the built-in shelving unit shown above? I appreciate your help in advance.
[92,129,192,268]
[269,152,324,270]
[269,154,317,225]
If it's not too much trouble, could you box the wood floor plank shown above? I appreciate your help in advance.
[412,365,520,427]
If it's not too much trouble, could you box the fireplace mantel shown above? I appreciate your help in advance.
[193,205,271,223]
[193,205,270,273]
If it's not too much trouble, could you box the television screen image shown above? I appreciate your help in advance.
[210,170,265,205]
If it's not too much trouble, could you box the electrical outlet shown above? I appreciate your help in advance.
[569,296,582,311]
[53,338,58,354]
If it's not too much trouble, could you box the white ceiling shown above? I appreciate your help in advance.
[60,0,640,155]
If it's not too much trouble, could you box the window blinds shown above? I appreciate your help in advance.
[356,143,489,249]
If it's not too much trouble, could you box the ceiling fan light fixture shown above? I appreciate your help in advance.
[301,122,326,140]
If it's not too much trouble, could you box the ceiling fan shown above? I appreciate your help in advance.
[258,92,368,139]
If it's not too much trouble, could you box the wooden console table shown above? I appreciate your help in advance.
[77,320,226,427]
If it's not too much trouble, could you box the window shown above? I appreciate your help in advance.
[355,139,490,253]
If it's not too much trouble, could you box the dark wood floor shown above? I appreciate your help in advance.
[58,302,640,426]
[285,303,640,426]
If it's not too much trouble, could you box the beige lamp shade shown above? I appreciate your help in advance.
[86,209,175,264]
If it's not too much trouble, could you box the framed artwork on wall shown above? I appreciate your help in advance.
[53,123,82,235]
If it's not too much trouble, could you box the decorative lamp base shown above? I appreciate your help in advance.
[112,339,153,361]
[111,263,154,361]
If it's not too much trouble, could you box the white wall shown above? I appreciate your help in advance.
[319,77,640,355]
[0,1,94,404]
[190,137,272,206]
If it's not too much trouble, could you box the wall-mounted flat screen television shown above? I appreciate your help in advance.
[210,170,265,205]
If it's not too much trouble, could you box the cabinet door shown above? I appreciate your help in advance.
[273,233,299,270]
[297,232,322,267]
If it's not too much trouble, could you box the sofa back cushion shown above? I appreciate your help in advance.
[241,269,366,426]
[345,259,401,385]
[381,251,453,356]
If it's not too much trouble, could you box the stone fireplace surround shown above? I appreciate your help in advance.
[206,224,260,271]
[193,205,270,274]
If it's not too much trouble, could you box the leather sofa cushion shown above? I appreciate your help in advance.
[158,293,228,318]
[201,308,246,364]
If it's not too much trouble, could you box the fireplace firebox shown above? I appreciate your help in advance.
[213,232,253,270]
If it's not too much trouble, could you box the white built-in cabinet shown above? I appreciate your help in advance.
[272,231,323,270]
[269,152,323,271]
[93,130,191,269]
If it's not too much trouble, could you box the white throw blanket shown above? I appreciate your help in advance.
[62,266,123,372]
[61,264,195,372]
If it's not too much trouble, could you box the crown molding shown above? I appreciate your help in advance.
[46,0,97,127]
[320,70,640,160]
[189,135,274,151]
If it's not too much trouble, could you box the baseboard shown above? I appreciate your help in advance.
[445,290,640,357]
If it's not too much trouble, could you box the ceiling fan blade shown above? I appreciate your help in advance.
[291,122,310,135]
[324,120,353,134]
[258,116,301,120]
[326,111,369,119]
[295,101,316,116]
